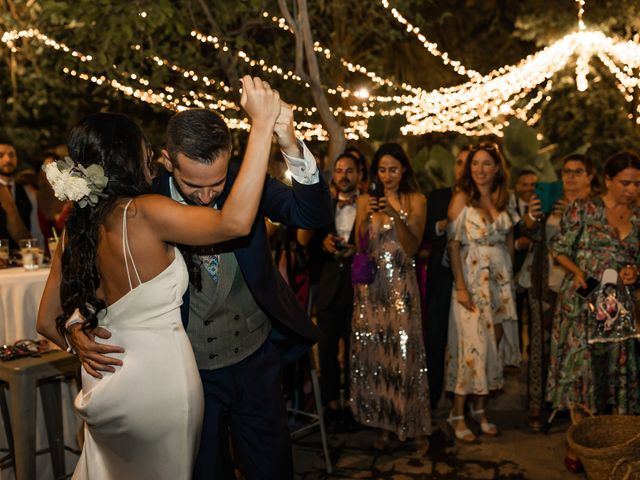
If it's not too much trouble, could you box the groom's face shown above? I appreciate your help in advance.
[162,150,230,207]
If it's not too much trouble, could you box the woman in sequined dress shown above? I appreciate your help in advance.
[445,143,520,443]
[350,143,431,452]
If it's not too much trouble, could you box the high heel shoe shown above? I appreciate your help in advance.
[468,406,498,436]
[446,413,476,443]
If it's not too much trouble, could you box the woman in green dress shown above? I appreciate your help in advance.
[546,151,640,471]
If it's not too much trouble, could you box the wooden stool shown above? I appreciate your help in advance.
[0,350,80,480]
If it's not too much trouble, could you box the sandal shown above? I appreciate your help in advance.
[446,413,476,443]
[469,407,498,436]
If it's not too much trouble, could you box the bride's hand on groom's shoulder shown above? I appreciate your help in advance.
[67,325,125,379]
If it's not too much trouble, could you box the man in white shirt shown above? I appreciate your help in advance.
[0,140,31,246]
[310,152,360,429]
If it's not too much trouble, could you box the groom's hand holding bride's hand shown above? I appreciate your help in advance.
[67,324,124,379]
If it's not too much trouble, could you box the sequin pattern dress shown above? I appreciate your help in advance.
[445,204,521,395]
[350,210,431,441]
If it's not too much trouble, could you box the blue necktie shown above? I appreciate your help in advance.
[201,253,219,284]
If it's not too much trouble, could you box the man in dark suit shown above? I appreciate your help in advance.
[423,146,469,410]
[0,140,32,247]
[513,169,537,348]
[309,152,360,427]
[69,104,331,480]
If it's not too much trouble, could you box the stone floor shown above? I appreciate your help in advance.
[292,408,583,479]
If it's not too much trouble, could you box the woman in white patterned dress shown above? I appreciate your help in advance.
[445,142,520,443]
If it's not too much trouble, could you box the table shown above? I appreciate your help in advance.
[0,267,80,478]
[0,267,50,344]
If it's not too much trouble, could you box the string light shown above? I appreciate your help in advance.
[402,30,640,136]
[380,0,481,81]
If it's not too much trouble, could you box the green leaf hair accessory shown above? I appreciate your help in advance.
[43,156,108,208]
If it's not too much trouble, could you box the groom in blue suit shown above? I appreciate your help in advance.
[70,104,331,479]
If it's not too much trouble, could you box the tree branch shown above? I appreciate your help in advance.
[296,0,345,166]
[278,0,306,82]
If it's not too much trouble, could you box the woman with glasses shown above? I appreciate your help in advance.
[445,143,520,443]
[524,154,596,432]
[544,151,640,473]
[349,143,431,453]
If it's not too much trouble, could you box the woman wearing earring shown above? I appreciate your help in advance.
[445,142,520,443]
[546,151,640,473]
[349,143,431,453]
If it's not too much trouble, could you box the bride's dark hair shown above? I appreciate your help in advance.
[56,112,152,334]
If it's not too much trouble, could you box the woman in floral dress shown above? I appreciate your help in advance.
[546,151,640,413]
[350,143,430,453]
[546,151,640,470]
[446,143,520,443]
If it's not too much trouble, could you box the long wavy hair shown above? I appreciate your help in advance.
[457,142,510,211]
[56,112,152,334]
[370,143,420,194]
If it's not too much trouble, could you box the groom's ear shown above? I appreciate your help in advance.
[161,149,174,173]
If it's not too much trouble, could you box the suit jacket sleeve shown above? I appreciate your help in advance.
[260,173,332,229]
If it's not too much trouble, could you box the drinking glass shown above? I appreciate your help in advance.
[47,237,59,259]
[0,238,9,269]
[19,238,43,271]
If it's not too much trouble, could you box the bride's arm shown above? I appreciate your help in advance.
[142,76,281,246]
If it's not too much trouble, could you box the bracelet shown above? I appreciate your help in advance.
[527,211,540,223]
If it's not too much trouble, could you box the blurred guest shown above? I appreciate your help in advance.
[350,143,430,453]
[446,142,520,443]
[344,146,369,194]
[524,154,595,432]
[423,145,470,410]
[545,151,640,472]
[0,184,30,243]
[0,139,32,248]
[513,169,537,348]
[309,152,360,428]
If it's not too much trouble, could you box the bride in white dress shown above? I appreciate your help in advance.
[37,76,281,479]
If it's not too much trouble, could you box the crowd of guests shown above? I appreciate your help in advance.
[2,113,639,475]
[305,141,640,472]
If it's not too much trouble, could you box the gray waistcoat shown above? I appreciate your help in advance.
[186,251,271,370]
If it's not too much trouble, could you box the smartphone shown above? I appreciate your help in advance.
[367,180,384,199]
[576,276,600,298]
[534,181,564,214]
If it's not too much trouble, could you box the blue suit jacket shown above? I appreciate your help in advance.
[153,164,332,355]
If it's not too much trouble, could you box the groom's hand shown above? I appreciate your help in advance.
[67,324,125,379]
[274,102,302,158]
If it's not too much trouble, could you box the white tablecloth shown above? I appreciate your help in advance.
[0,266,80,478]
[0,267,50,344]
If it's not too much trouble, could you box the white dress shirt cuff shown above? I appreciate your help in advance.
[282,140,319,185]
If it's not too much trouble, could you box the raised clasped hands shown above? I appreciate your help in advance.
[67,324,124,379]
[273,101,301,157]
[240,75,281,128]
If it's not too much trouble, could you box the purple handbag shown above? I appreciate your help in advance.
[351,229,376,285]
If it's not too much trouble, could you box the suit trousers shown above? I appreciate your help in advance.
[193,339,293,480]
[424,265,453,410]
[317,305,352,406]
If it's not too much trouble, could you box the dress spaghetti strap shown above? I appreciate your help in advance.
[122,199,142,291]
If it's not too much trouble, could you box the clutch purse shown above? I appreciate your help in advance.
[351,253,376,285]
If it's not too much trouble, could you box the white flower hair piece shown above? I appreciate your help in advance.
[43,156,108,208]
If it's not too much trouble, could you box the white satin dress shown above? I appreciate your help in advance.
[72,200,204,479]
